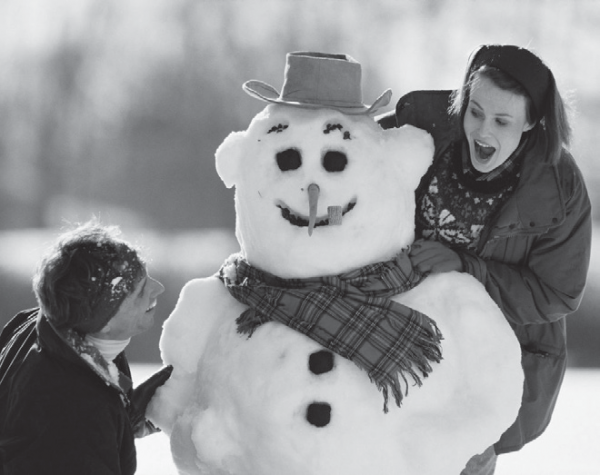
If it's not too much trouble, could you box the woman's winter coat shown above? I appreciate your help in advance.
[379,90,592,454]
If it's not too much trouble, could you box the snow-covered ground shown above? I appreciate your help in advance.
[133,365,600,475]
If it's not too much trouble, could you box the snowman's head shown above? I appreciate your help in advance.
[216,104,433,278]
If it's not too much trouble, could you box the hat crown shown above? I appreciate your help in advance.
[281,52,363,108]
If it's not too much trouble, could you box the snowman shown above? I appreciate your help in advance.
[148,52,523,475]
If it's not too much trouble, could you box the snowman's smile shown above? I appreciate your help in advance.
[277,199,356,229]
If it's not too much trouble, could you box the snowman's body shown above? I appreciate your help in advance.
[148,105,523,475]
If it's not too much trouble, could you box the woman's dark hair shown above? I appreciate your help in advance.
[450,47,572,165]
[32,219,145,334]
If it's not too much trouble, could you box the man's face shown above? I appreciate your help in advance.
[95,272,164,340]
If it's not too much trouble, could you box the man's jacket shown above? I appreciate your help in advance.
[0,309,137,475]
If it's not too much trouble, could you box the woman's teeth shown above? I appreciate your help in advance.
[146,301,157,312]
[474,140,496,160]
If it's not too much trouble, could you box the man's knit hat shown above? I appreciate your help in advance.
[34,222,145,334]
[69,242,144,333]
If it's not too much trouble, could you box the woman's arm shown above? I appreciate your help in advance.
[461,169,592,326]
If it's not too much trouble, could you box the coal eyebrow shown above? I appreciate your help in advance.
[323,123,343,134]
[267,123,289,134]
[323,123,352,140]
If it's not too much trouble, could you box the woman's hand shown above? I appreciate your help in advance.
[409,239,463,274]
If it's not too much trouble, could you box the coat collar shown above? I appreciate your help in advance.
[492,151,565,232]
[37,312,132,398]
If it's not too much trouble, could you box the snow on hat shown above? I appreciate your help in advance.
[73,243,144,333]
[243,51,392,115]
[468,44,551,116]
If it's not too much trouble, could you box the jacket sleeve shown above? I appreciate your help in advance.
[393,90,456,145]
[460,161,592,326]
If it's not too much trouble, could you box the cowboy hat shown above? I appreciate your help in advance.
[243,52,392,115]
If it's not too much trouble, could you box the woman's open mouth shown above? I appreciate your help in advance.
[474,139,496,161]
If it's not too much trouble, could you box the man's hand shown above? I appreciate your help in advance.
[409,240,463,274]
[129,365,173,437]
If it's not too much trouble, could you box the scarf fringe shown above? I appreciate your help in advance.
[236,309,266,336]
[373,321,443,413]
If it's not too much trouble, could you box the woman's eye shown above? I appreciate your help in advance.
[470,108,482,119]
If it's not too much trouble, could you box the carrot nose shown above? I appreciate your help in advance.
[307,183,320,236]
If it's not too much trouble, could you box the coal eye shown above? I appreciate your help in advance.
[323,151,347,172]
[276,148,302,171]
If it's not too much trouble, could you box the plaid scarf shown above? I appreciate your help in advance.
[218,251,443,411]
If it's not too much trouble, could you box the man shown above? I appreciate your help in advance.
[0,220,172,474]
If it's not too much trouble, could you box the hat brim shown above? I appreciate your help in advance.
[243,80,392,116]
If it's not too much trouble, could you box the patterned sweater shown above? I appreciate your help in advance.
[415,139,524,250]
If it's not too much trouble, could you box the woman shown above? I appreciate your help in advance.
[380,44,591,473]
[0,220,172,475]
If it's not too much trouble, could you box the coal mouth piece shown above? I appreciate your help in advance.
[277,200,356,228]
